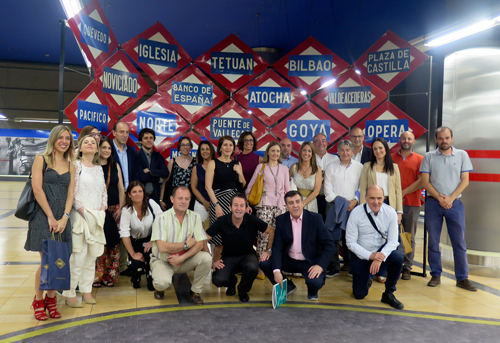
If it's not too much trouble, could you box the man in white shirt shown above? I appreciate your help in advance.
[346,185,404,309]
[313,133,339,221]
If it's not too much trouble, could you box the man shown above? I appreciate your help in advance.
[136,128,169,203]
[112,121,138,189]
[346,185,404,309]
[150,186,212,304]
[280,137,298,169]
[420,127,477,291]
[207,193,275,302]
[324,140,363,277]
[260,190,335,301]
[349,127,373,164]
[391,131,423,280]
[313,133,339,221]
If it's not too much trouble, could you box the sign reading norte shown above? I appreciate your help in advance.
[367,48,410,74]
[210,118,253,139]
[77,100,108,131]
[137,111,178,136]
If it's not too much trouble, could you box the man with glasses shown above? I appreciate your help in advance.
[349,127,373,164]
[313,133,339,221]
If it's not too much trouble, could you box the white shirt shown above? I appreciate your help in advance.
[120,199,163,239]
[376,171,389,196]
[324,159,363,203]
[352,146,365,163]
[316,153,339,195]
[346,203,399,261]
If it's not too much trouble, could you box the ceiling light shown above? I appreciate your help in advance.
[0,113,6,119]
[59,0,84,19]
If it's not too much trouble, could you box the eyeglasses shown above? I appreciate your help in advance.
[244,139,254,143]
[314,139,327,143]
[180,144,192,148]
[90,133,101,138]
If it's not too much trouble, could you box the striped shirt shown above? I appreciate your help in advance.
[151,208,207,261]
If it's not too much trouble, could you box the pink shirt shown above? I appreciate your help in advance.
[246,163,290,210]
[288,213,306,261]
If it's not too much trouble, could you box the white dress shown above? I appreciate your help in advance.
[290,165,318,213]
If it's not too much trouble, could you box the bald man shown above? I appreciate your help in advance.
[280,138,298,169]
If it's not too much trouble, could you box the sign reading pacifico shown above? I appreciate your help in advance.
[77,100,108,131]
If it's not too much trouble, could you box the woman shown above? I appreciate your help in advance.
[290,141,322,212]
[159,136,196,211]
[93,136,125,288]
[191,140,216,223]
[236,131,263,188]
[25,125,75,320]
[63,134,107,307]
[78,125,101,145]
[359,137,403,283]
[120,181,163,290]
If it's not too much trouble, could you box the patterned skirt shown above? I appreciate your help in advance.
[208,188,236,245]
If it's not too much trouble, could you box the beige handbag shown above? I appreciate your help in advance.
[400,224,413,254]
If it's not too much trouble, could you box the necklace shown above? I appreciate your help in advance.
[301,165,311,176]
[268,164,280,197]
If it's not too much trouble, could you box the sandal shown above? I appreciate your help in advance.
[92,282,102,288]
[102,280,114,287]
[31,297,48,321]
[44,295,61,319]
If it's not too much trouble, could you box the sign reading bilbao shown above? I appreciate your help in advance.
[194,101,267,146]
[194,34,269,92]
[64,82,118,134]
[67,0,119,69]
[158,65,228,123]
[121,22,192,86]
[273,37,349,94]
[313,69,386,128]
[94,50,151,116]
[232,69,307,127]
[353,30,428,92]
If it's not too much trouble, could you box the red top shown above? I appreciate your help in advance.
[391,151,424,207]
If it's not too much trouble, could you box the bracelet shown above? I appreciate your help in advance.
[64,213,70,219]
[159,198,163,202]
[214,202,219,206]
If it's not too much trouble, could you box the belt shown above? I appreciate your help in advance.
[298,188,312,197]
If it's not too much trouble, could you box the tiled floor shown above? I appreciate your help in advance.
[1,181,500,337]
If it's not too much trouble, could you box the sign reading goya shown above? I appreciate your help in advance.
[288,55,333,77]
[211,52,254,75]
[210,118,252,140]
[365,119,408,143]
[171,81,213,107]
[138,38,178,68]
[102,67,138,98]
[328,86,372,109]
[367,48,410,75]
[80,14,109,53]
[248,86,292,109]
[137,111,177,136]
[287,120,330,141]
[77,100,108,131]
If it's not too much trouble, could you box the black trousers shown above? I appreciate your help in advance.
[212,254,259,293]
[128,237,152,280]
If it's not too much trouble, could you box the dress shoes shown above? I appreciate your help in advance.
[154,290,165,300]
[456,279,477,291]
[427,276,441,287]
[238,291,249,302]
[286,280,297,295]
[189,291,204,305]
[381,292,404,310]
[401,268,411,280]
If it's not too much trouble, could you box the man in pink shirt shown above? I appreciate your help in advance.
[260,191,335,301]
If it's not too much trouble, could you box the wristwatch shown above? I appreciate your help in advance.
[64,213,70,219]
[184,241,189,250]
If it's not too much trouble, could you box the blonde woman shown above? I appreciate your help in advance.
[290,142,322,213]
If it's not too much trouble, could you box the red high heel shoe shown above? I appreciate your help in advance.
[31,297,48,321]
[44,295,61,319]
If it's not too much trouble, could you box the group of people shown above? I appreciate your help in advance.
[25,120,476,320]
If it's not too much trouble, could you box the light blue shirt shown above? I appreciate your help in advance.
[114,140,130,189]
[281,155,298,169]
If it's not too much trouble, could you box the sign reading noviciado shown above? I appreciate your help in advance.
[248,86,292,109]
[367,48,410,75]
[210,118,252,140]
[138,38,178,68]
[211,52,254,75]
[80,14,109,53]
[288,55,333,77]
[137,111,177,136]
[365,119,408,143]
[171,81,213,107]
[77,100,108,131]
[328,86,372,109]
[287,120,330,141]
[102,67,138,98]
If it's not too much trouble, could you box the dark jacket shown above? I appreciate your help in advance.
[135,148,169,199]
[360,145,373,164]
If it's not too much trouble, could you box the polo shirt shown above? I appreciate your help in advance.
[419,147,473,197]
[206,213,268,257]
[392,151,424,207]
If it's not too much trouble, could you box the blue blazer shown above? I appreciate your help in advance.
[112,142,138,188]
[271,209,335,272]
[135,148,169,198]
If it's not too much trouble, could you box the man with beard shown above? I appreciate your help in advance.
[420,127,476,291]
[280,137,298,169]
[391,132,423,280]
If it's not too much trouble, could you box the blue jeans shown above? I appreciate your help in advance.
[426,197,468,281]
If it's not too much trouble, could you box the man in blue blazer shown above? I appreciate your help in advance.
[136,128,169,203]
[260,190,335,301]
[112,121,138,190]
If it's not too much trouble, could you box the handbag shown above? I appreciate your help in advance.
[15,158,47,221]
[40,233,71,291]
[248,164,265,207]
[399,224,413,254]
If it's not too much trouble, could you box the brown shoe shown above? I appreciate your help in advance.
[189,291,204,305]
[427,276,441,287]
[154,290,165,300]
[401,268,411,280]
[456,279,477,291]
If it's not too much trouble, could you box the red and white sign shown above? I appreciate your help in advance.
[232,69,307,127]
[194,34,269,93]
[94,50,151,117]
[159,130,206,162]
[352,30,428,92]
[158,64,228,124]
[271,102,347,153]
[67,0,119,69]
[353,101,426,153]
[121,22,192,86]
[273,37,349,94]
[313,69,386,128]
[253,133,280,157]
